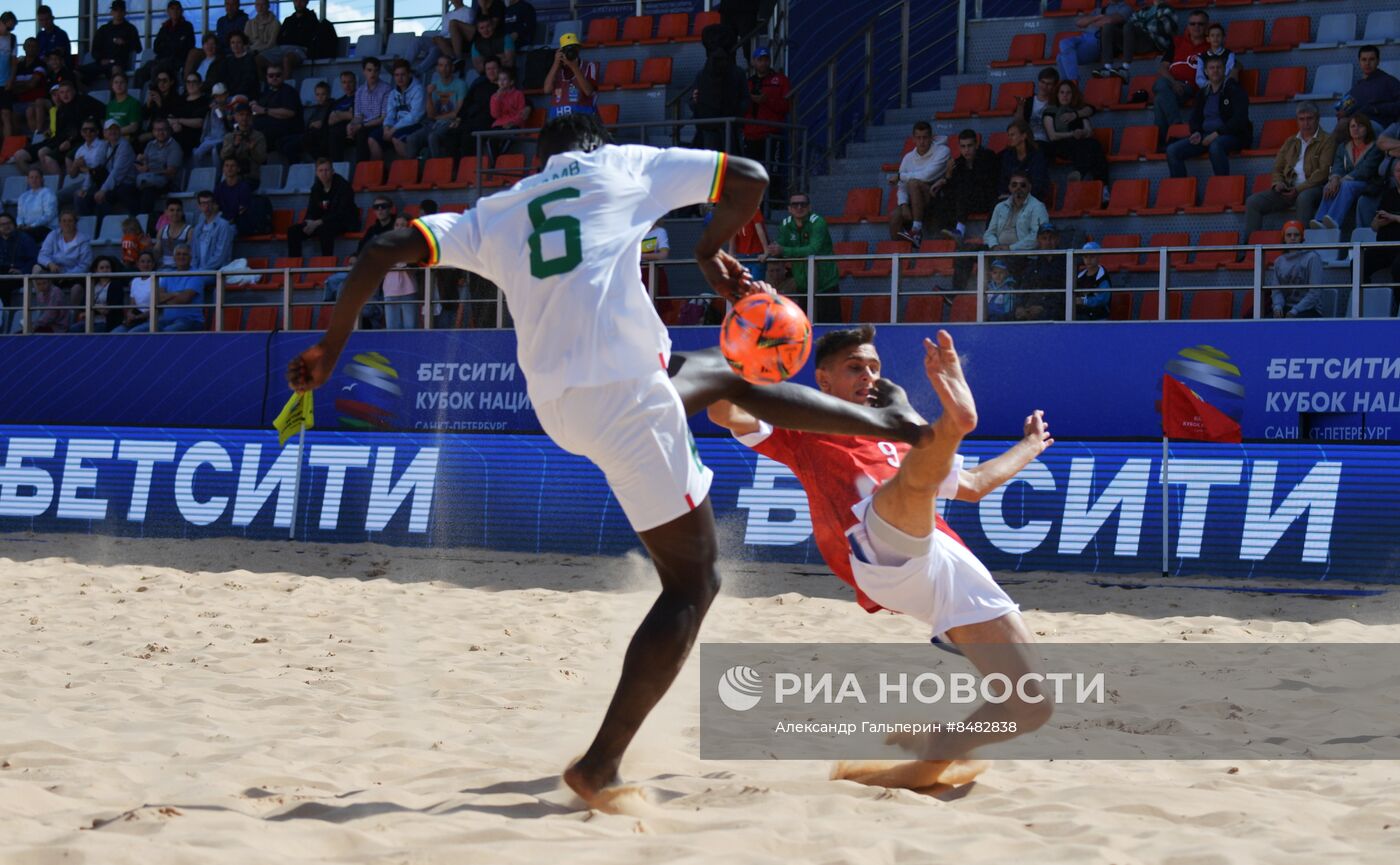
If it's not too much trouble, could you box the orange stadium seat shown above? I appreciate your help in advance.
[1214,0,1254,6]
[1103,179,1149,216]
[690,10,719,39]
[1137,291,1184,320]
[316,305,333,329]
[633,57,673,88]
[1110,125,1159,162]
[1239,68,1262,100]
[290,307,313,330]
[936,84,992,119]
[344,208,373,240]
[1099,234,1142,273]
[1186,176,1246,214]
[865,241,902,278]
[598,103,620,124]
[1247,229,1286,269]
[1109,292,1133,320]
[524,107,547,127]
[1093,126,1113,156]
[1179,231,1241,271]
[0,135,26,163]
[220,307,242,331]
[405,157,455,191]
[990,34,1045,68]
[1244,118,1297,156]
[583,18,618,46]
[617,15,653,44]
[1259,67,1306,103]
[855,295,892,323]
[600,59,636,90]
[948,294,977,322]
[903,294,944,323]
[351,160,383,192]
[1251,173,1274,196]
[827,188,884,224]
[1225,20,1265,53]
[1257,16,1311,53]
[1111,74,1158,109]
[1128,232,1189,272]
[1190,290,1235,319]
[1141,177,1197,215]
[644,13,688,44]
[987,81,1033,117]
[1043,32,1081,65]
[370,159,419,191]
[833,241,869,277]
[881,136,916,172]
[1082,76,1121,111]
[448,156,479,189]
[243,307,279,331]
[294,256,338,290]
[986,131,1009,153]
[917,239,956,277]
[1160,123,1190,153]
[487,153,527,187]
[1053,180,1104,218]
[1046,0,1094,18]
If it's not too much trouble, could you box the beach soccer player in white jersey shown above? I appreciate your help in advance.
[287,113,936,811]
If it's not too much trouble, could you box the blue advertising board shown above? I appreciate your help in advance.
[1,322,1397,440]
[2,426,1396,583]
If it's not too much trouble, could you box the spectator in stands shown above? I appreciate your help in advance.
[1015,223,1066,321]
[119,215,152,269]
[1166,54,1250,179]
[193,83,230,167]
[767,192,839,324]
[1095,0,1179,82]
[1043,80,1109,185]
[640,218,669,281]
[288,158,356,258]
[425,56,466,157]
[136,119,184,216]
[252,64,304,163]
[1365,159,1400,314]
[302,80,336,161]
[68,255,125,332]
[383,60,427,160]
[927,129,999,243]
[690,43,750,152]
[1056,1,1129,85]
[503,0,538,50]
[129,243,206,332]
[36,81,105,177]
[887,121,949,250]
[1337,46,1400,134]
[382,215,422,330]
[1152,7,1208,149]
[742,46,791,174]
[732,206,769,282]
[357,197,397,253]
[18,168,58,242]
[0,13,15,139]
[999,118,1050,202]
[1268,221,1324,318]
[1016,67,1060,145]
[154,198,192,266]
[1073,241,1111,320]
[26,275,69,332]
[489,65,529,156]
[984,170,1049,252]
[324,71,357,162]
[91,120,137,217]
[222,98,268,177]
[139,1,195,89]
[429,0,477,73]
[84,0,139,85]
[43,47,76,90]
[191,190,235,272]
[262,0,318,82]
[1195,23,1239,90]
[218,31,260,102]
[471,15,515,76]
[105,71,142,138]
[190,33,222,84]
[142,69,178,145]
[476,0,507,25]
[0,213,38,314]
[58,120,107,209]
[212,0,248,54]
[35,5,70,64]
[215,156,255,234]
[170,72,209,156]
[110,250,156,332]
[349,56,390,161]
[436,55,499,157]
[36,209,93,282]
[247,0,280,56]
[984,259,1017,322]
[1245,102,1334,236]
[1312,114,1383,231]
[546,33,598,119]
[10,37,48,114]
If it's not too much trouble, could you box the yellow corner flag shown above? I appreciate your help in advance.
[274,391,315,446]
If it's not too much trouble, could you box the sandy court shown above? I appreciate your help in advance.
[2,531,1399,864]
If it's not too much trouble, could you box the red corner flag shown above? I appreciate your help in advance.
[1161,374,1242,443]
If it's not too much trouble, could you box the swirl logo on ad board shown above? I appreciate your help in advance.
[1165,345,1244,422]
[336,351,403,431]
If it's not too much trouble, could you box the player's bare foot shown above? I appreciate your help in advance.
[831,758,987,790]
[564,758,661,816]
[923,331,977,436]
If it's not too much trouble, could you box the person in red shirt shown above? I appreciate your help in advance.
[1153,8,1210,148]
[730,206,769,282]
[742,47,790,164]
[709,324,1055,790]
[545,32,598,119]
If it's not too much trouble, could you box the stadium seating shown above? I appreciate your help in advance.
[1257,17,1311,53]
[1110,125,1159,162]
[1224,20,1266,54]
[988,82,1033,117]
[1137,292,1184,321]
[404,158,456,191]
[1102,179,1150,217]
[600,59,636,91]
[272,163,316,195]
[351,161,384,192]
[833,241,869,277]
[1185,176,1247,215]
[1189,291,1235,320]
[1242,119,1296,157]
[1141,178,1197,216]
[368,160,418,192]
[990,34,1045,68]
[1052,181,1104,218]
[1178,232,1242,271]
[1082,77,1120,111]
[1297,63,1353,100]
[1347,10,1400,45]
[902,294,944,323]
[1258,67,1306,103]
[826,188,885,225]
[936,84,992,119]
[1301,14,1357,49]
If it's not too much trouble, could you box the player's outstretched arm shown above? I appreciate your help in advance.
[695,154,768,302]
[706,399,762,436]
[955,409,1054,502]
[286,227,429,393]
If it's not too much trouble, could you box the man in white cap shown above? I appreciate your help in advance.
[194,82,231,168]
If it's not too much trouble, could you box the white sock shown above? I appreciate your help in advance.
[911,221,923,231]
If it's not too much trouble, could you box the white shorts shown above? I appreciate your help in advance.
[534,369,713,533]
[846,496,1020,642]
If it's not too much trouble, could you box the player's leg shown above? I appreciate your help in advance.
[668,347,930,446]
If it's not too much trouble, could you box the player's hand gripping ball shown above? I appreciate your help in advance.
[720,293,813,385]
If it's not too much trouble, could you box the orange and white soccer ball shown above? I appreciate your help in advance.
[719,293,813,385]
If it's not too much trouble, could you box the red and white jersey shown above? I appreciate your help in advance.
[736,422,964,612]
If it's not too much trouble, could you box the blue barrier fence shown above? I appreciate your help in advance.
[2,426,1396,582]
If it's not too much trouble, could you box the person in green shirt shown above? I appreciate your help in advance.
[105,71,143,138]
[766,192,842,323]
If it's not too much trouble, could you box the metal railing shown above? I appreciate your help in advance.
[5,240,1397,336]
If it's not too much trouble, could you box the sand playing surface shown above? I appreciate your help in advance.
[3,532,1399,864]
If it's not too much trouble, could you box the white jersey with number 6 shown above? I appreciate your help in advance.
[412,144,728,406]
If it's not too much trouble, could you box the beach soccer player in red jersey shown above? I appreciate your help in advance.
[708,324,1056,789]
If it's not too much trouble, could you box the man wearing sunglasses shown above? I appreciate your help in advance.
[1153,8,1210,150]
[767,193,840,324]
[252,64,303,163]
[357,198,397,255]
[983,170,1049,254]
